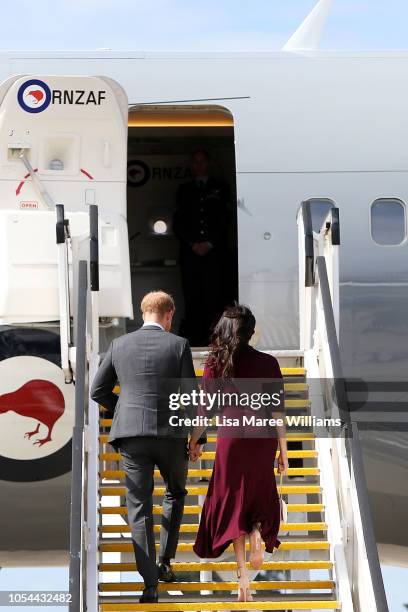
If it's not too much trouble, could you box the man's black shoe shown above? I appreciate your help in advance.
[158,562,176,582]
[139,586,158,603]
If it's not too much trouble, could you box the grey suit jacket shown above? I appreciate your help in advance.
[90,325,206,449]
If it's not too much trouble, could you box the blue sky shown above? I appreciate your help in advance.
[0,0,408,51]
[1,0,408,610]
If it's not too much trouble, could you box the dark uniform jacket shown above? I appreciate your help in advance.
[173,177,230,251]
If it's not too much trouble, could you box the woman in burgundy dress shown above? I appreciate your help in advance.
[189,304,288,602]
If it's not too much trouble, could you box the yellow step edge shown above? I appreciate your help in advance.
[284,382,308,391]
[285,399,311,407]
[99,580,334,592]
[99,560,333,572]
[99,432,315,443]
[99,485,321,497]
[99,541,329,552]
[100,467,319,479]
[99,522,327,536]
[113,382,309,395]
[100,400,310,426]
[111,369,306,393]
[99,505,201,515]
[99,503,325,515]
[100,450,317,462]
[99,600,340,611]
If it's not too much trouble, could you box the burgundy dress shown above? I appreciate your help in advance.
[193,345,283,558]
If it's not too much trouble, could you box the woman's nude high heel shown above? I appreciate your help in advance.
[237,567,253,602]
[249,522,264,570]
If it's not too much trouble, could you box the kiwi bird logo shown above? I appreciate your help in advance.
[0,380,65,446]
[26,90,44,104]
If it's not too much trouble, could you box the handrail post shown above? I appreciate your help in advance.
[56,203,73,383]
[86,203,100,612]
[69,260,88,612]
[89,204,99,354]
[297,202,314,351]
[320,208,340,339]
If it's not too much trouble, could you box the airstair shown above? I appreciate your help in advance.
[95,368,340,612]
[69,204,389,612]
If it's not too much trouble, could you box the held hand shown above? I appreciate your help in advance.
[277,452,289,475]
[188,441,204,462]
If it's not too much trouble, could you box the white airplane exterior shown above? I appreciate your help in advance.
[0,0,407,588]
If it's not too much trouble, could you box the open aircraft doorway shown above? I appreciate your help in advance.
[126,105,238,347]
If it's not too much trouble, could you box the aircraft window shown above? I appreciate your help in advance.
[371,199,406,246]
[306,199,334,232]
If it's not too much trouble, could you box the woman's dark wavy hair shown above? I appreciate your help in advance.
[207,303,256,379]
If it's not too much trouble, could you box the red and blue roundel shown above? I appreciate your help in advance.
[0,328,74,482]
[17,79,52,113]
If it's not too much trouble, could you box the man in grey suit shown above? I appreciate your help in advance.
[90,291,206,603]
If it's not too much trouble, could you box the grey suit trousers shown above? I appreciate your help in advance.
[119,436,189,586]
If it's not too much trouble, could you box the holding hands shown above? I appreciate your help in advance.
[188,439,204,462]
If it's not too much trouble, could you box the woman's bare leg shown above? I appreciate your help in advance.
[249,522,264,569]
[233,535,253,602]
[233,535,246,569]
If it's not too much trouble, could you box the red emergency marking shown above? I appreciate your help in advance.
[16,167,94,196]
[16,168,38,196]
[80,168,94,180]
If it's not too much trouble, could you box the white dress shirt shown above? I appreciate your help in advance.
[142,321,164,330]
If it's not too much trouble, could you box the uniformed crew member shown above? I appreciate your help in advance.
[173,149,231,346]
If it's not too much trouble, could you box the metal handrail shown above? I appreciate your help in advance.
[69,260,88,612]
[86,203,101,611]
[300,201,315,287]
[298,200,340,288]
[89,204,99,292]
[316,256,389,612]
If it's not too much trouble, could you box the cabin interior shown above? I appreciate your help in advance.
[126,105,238,344]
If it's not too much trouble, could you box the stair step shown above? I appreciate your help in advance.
[100,449,317,462]
[100,467,319,479]
[99,503,325,515]
[112,375,307,389]
[114,382,310,393]
[283,382,309,391]
[99,602,340,611]
[99,433,314,443]
[99,541,328,553]
[99,560,333,572]
[110,368,306,387]
[99,580,334,592]
[99,403,311,430]
[100,505,200,515]
[99,484,321,497]
[99,523,327,537]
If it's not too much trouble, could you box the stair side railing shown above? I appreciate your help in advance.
[297,202,389,612]
[85,204,101,612]
[69,259,88,612]
[68,205,101,612]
